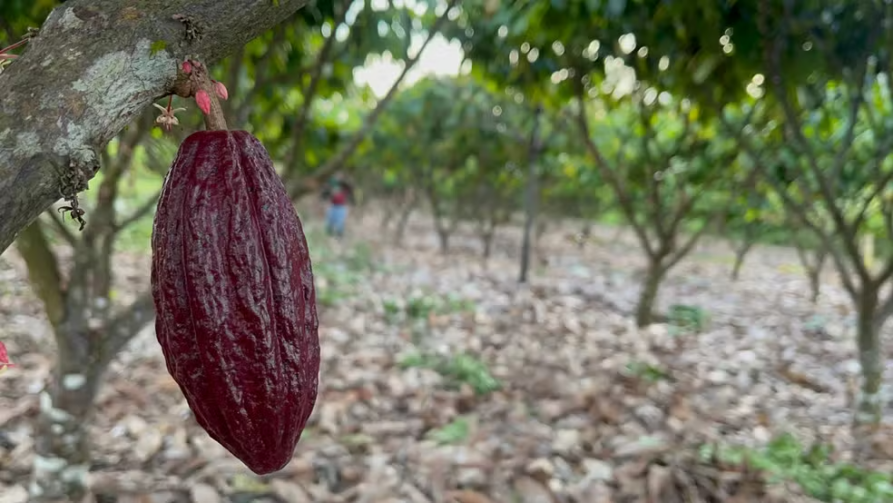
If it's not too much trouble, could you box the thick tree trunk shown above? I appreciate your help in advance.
[854,292,885,425]
[635,261,666,328]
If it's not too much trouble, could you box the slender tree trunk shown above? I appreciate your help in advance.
[395,202,414,245]
[32,328,106,502]
[794,239,827,304]
[380,199,396,230]
[519,180,538,283]
[578,221,592,250]
[810,246,828,304]
[519,106,543,284]
[730,242,753,281]
[482,227,495,259]
[807,268,821,304]
[437,229,450,253]
[635,260,666,328]
[854,292,884,424]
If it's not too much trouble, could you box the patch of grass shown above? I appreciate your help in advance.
[778,263,806,275]
[426,416,472,445]
[406,295,439,320]
[383,298,402,322]
[345,241,375,271]
[228,472,270,493]
[399,351,500,395]
[382,292,476,324]
[313,262,362,307]
[700,434,893,503]
[309,238,378,308]
[624,360,672,384]
[667,304,709,335]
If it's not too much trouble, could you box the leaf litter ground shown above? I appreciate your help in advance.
[0,205,891,503]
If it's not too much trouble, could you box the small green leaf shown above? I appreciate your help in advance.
[149,40,166,55]
[272,0,280,5]
[426,416,471,445]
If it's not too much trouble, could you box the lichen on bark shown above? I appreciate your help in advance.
[0,0,312,254]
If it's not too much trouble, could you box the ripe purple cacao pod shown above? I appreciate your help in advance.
[151,130,320,475]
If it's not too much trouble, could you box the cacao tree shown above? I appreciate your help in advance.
[712,0,893,424]
[576,92,740,326]
[721,177,777,282]
[371,75,538,257]
[16,111,174,501]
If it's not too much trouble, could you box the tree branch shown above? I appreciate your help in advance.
[100,292,156,368]
[0,0,312,254]
[114,190,162,233]
[762,0,865,280]
[287,0,460,199]
[664,215,716,271]
[232,25,289,127]
[44,207,77,247]
[15,221,65,328]
[284,0,349,169]
[572,80,655,258]
[221,45,245,120]
[636,101,667,241]
[718,109,860,299]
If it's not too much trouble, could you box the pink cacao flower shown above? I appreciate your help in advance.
[214,80,229,101]
[196,89,211,115]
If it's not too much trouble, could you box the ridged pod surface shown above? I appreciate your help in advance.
[151,130,320,475]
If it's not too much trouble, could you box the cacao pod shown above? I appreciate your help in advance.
[151,130,320,475]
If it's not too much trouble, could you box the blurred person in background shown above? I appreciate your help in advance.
[322,174,354,238]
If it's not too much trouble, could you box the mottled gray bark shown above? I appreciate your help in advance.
[635,260,666,328]
[0,0,310,254]
[854,293,884,425]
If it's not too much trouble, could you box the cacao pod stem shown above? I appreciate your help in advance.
[171,58,228,131]
[198,76,227,131]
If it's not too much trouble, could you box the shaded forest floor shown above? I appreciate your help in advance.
[1,203,892,503]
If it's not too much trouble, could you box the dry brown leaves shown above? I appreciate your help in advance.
[0,208,889,502]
